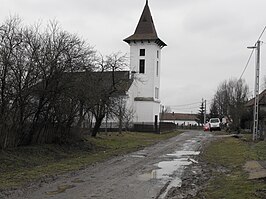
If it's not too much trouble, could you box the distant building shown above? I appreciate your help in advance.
[245,89,266,138]
[160,113,198,126]
[124,0,166,125]
[246,89,266,111]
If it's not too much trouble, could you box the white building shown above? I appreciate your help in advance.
[124,0,166,125]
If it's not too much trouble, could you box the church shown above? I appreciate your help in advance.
[124,0,166,127]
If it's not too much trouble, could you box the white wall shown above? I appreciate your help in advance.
[163,120,198,126]
[127,41,162,123]
[129,42,161,99]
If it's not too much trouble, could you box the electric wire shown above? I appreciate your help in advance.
[168,98,212,108]
[258,26,266,41]
[239,49,255,80]
[239,26,266,80]
[168,101,202,107]
[166,99,212,113]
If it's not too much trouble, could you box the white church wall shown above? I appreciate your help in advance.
[123,1,166,125]
[129,42,161,99]
[126,42,162,123]
[134,101,156,123]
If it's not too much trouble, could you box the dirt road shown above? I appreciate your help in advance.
[13,130,212,199]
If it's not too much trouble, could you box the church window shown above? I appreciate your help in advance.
[139,59,145,73]
[155,87,159,99]
[140,49,145,56]
[156,61,159,76]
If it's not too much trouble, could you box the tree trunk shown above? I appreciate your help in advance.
[91,116,104,137]
[118,109,122,134]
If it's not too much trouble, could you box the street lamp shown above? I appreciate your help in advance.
[248,40,261,141]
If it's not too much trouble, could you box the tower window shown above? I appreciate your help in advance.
[157,50,159,59]
[139,59,145,74]
[140,49,145,56]
[155,87,159,99]
[156,61,159,76]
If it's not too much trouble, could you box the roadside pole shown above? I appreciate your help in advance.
[204,99,207,124]
[249,40,261,141]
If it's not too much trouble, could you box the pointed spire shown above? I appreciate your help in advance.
[124,1,166,47]
[133,1,157,36]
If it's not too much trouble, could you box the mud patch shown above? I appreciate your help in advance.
[244,161,266,180]
[71,178,85,183]
[129,151,147,158]
[46,184,76,196]
[164,160,212,199]
[138,149,201,199]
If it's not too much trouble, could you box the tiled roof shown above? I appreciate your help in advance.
[66,71,133,97]
[246,89,266,107]
[124,1,166,47]
[33,71,133,97]
[160,113,198,121]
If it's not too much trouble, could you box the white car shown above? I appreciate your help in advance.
[209,118,221,131]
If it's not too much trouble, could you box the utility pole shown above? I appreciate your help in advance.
[248,40,261,141]
[204,99,207,124]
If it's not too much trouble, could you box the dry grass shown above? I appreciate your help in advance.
[200,134,266,199]
[0,131,181,190]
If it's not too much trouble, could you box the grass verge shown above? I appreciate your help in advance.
[0,131,181,190]
[199,134,266,199]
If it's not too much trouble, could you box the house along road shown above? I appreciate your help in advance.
[15,130,212,199]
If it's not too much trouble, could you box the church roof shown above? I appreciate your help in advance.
[124,0,166,48]
[32,71,133,98]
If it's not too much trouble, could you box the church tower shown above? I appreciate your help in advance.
[124,0,166,125]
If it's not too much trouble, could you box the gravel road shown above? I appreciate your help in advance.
[11,130,212,199]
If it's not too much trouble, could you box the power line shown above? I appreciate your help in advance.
[167,99,212,108]
[258,26,266,41]
[168,101,201,107]
[239,26,266,80]
[239,49,255,80]
[172,105,200,110]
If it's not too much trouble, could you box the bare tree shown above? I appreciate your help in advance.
[163,106,172,114]
[211,78,249,131]
[109,96,135,133]
[89,53,129,137]
[0,17,30,148]
[0,17,131,147]
[0,17,96,148]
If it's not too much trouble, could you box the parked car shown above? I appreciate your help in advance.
[203,123,210,131]
[209,118,221,131]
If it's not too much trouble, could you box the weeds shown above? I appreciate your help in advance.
[200,135,266,199]
[0,131,181,190]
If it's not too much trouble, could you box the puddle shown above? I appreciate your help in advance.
[167,151,200,157]
[46,184,76,196]
[130,155,146,158]
[138,140,201,198]
[139,151,200,183]
[130,152,147,158]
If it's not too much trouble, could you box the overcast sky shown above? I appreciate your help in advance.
[1,0,266,113]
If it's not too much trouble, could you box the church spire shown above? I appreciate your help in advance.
[124,1,166,47]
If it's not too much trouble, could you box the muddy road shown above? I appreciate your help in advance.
[13,130,212,199]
